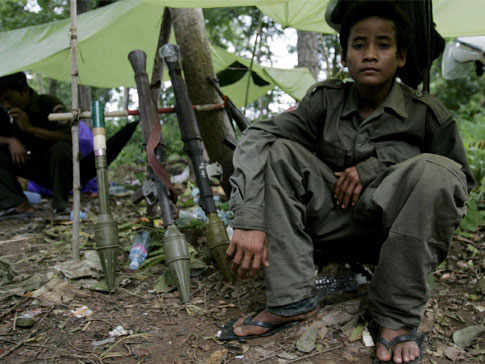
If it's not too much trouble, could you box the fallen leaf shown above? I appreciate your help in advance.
[348,324,364,342]
[205,349,227,364]
[321,310,354,326]
[318,326,328,340]
[444,345,460,361]
[440,273,451,281]
[342,350,358,362]
[277,351,297,360]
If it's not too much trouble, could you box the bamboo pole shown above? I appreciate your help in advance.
[70,0,81,261]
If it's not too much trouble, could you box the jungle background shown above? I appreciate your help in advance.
[0,1,483,363]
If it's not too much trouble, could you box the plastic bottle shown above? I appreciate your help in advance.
[129,231,151,270]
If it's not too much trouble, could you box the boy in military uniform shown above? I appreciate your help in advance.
[0,72,72,216]
[221,2,473,364]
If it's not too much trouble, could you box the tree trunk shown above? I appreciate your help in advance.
[48,79,58,96]
[123,87,130,110]
[151,8,171,107]
[297,30,320,81]
[78,0,92,126]
[170,8,235,195]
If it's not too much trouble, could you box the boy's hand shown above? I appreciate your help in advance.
[334,166,363,209]
[8,138,27,166]
[9,108,33,133]
[227,229,268,278]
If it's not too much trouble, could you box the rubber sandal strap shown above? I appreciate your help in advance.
[377,336,392,351]
[388,328,420,348]
[242,315,283,330]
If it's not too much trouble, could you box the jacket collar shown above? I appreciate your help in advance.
[341,81,408,120]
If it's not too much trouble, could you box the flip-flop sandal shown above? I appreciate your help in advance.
[373,328,425,364]
[216,314,297,342]
[0,207,33,221]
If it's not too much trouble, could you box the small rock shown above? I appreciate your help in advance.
[16,317,35,328]
[452,325,485,348]
[296,324,320,353]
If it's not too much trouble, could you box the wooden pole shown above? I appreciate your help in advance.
[151,8,172,107]
[70,0,81,261]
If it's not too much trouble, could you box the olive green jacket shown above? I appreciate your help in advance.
[229,80,474,231]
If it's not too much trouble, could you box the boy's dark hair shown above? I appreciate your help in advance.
[339,0,410,60]
[0,72,30,95]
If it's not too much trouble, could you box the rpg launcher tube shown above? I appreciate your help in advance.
[160,43,233,281]
[164,225,191,303]
[92,101,119,292]
[207,213,234,282]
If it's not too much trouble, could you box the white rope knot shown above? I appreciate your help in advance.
[72,108,81,122]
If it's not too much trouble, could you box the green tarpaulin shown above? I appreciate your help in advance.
[259,0,485,37]
[0,0,484,105]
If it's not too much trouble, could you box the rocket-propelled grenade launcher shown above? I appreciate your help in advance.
[160,44,234,282]
[92,101,119,292]
[128,49,191,303]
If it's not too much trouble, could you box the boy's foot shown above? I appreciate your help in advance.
[217,308,317,341]
[0,200,34,217]
[376,327,423,363]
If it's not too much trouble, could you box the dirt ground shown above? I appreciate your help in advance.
[0,174,483,364]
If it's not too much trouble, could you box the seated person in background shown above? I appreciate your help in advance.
[223,2,474,364]
[0,72,72,216]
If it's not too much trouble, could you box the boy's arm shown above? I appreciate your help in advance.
[9,101,71,143]
[0,136,27,165]
[426,113,475,190]
[229,86,326,231]
[228,87,326,277]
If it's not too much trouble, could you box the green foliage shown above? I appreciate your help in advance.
[459,190,485,234]
[0,0,69,32]
[431,59,485,113]
[204,7,285,118]
[432,59,485,236]
[105,118,145,169]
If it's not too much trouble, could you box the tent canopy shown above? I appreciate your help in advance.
[0,0,484,106]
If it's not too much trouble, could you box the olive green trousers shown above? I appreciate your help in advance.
[264,139,467,329]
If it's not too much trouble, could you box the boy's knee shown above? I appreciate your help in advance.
[404,153,467,191]
[269,139,296,157]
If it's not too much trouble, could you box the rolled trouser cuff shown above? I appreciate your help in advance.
[267,295,319,317]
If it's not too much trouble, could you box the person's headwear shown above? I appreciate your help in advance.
[325,0,445,88]
[0,72,29,93]
[324,0,345,32]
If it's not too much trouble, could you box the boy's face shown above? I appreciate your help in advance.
[0,89,30,110]
[342,16,406,90]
